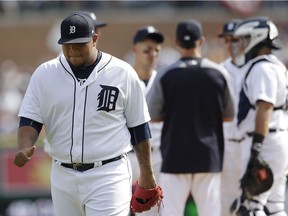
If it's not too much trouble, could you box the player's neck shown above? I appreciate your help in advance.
[134,64,153,81]
[180,49,201,58]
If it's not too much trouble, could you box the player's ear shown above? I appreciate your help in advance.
[132,44,138,53]
[199,36,205,46]
[92,34,98,46]
[174,39,179,47]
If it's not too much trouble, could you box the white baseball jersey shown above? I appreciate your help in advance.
[237,54,288,135]
[19,52,150,163]
[221,57,248,140]
[221,58,248,140]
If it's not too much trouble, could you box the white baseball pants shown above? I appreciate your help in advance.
[51,156,132,216]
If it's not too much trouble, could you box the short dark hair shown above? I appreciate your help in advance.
[177,40,197,49]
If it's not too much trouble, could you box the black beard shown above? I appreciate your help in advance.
[68,60,88,69]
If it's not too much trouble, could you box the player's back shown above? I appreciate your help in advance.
[157,57,229,173]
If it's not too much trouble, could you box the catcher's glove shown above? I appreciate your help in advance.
[130,181,163,213]
[240,154,273,198]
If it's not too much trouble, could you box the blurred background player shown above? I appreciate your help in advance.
[75,10,107,38]
[128,25,164,216]
[231,16,288,216]
[217,18,247,216]
[147,19,234,216]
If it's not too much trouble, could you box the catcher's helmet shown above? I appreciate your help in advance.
[233,17,280,54]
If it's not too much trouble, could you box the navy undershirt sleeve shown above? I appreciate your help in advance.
[128,122,152,146]
[19,117,43,134]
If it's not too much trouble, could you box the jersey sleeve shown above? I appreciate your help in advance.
[248,62,278,105]
[124,66,151,128]
[18,67,43,123]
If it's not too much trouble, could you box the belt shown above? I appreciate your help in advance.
[58,154,126,172]
[228,128,287,142]
[228,138,245,143]
[247,128,287,137]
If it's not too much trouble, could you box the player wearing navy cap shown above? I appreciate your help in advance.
[14,13,158,216]
[147,19,234,216]
[218,19,247,216]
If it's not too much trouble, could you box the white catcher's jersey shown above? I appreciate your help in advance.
[19,52,150,163]
[237,54,288,135]
[221,58,248,140]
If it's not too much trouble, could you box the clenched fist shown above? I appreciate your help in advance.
[14,146,36,167]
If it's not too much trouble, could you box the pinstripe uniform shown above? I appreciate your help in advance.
[18,52,150,216]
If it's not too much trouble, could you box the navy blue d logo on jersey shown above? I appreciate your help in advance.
[97,85,119,112]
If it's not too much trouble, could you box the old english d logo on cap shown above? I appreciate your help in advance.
[69,26,76,34]
[58,13,95,44]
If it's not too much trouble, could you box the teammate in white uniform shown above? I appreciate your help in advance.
[230,17,288,216]
[13,13,158,216]
[218,19,248,216]
[128,26,164,216]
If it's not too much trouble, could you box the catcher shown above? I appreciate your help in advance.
[229,17,288,216]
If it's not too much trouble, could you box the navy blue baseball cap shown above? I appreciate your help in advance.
[58,14,95,44]
[133,26,164,44]
[75,11,107,28]
[218,19,242,37]
[176,19,202,47]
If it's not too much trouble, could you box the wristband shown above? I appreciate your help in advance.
[252,132,264,144]
[251,142,262,153]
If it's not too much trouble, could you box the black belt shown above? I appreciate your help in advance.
[247,128,287,137]
[228,138,245,143]
[228,128,287,142]
[59,154,126,172]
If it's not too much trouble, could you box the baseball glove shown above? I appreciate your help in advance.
[240,155,273,198]
[130,181,163,213]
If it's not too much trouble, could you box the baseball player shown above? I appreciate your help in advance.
[231,17,288,215]
[146,19,234,216]
[43,10,107,155]
[128,25,164,216]
[217,19,247,216]
[13,13,158,216]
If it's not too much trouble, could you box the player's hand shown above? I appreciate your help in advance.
[14,146,36,167]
